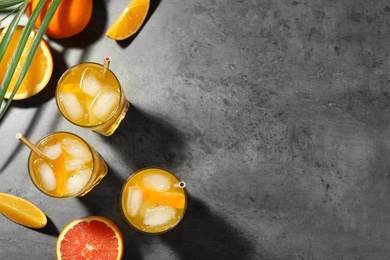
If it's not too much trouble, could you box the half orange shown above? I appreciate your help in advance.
[0,25,53,100]
[0,192,47,229]
[56,216,123,260]
[106,0,150,40]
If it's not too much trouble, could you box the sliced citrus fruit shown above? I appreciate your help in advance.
[0,25,53,100]
[56,216,123,260]
[0,192,47,229]
[106,0,150,40]
[141,188,186,209]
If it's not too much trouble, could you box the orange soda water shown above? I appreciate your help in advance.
[56,61,130,136]
[28,132,108,197]
[121,168,187,234]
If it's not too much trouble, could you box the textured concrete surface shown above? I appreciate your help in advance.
[1,0,390,259]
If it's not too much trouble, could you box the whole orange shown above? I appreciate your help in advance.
[25,0,93,39]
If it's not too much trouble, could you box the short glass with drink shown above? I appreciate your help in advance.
[120,167,187,234]
[56,57,129,136]
[27,132,108,198]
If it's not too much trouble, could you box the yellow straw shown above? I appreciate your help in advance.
[15,133,47,159]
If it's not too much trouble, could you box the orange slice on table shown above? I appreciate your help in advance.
[56,216,123,260]
[0,192,47,229]
[106,0,150,40]
[141,188,186,209]
[0,25,53,100]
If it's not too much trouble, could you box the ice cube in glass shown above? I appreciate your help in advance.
[61,138,92,162]
[37,160,57,191]
[65,166,92,194]
[142,173,171,191]
[80,68,103,97]
[59,92,85,122]
[143,205,177,226]
[91,90,120,121]
[126,187,143,217]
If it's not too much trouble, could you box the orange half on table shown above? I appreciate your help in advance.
[106,0,150,40]
[0,25,53,100]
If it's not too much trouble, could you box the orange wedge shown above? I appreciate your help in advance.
[0,192,47,228]
[106,0,150,40]
[0,25,53,100]
[141,188,186,209]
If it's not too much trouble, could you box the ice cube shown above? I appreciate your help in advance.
[142,173,171,191]
[126,187,143,217]
[143,205,176,226]
[37,161,57,191]
[91,90,120,121]
[81,68,103,97]
[42,142,62,160]
[65,158,86,172]
[65,166,92,194]
[59,92,85,122]
[61,138,92,162]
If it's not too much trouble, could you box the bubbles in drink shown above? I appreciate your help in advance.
[65,166,92,194]
[36,160,57,191]
[143,205,177,226]
[42,142,62,160]
[91,90,120,121]
[142,173,171,191]
[126,187,143,217]
[59,92,85,122]
[81,68,103,97]
[61,138,92,162]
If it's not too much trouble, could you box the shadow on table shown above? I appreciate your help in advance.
[101,104,187,170]
[161,196,259,260]
[80,172,259,259]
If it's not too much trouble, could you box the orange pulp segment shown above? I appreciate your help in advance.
[0,25,53,100]
[141,188,186,209]
[106,0,150,40]
[0,192,47,228]
[56,216,123,260]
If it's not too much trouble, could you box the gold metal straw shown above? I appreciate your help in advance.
[174,181,186,189]
[15,133,47,159]
[102,55,111,76]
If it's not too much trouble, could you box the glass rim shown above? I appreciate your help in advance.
[55,62,126,129]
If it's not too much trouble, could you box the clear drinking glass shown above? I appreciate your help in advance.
[28,132,108,198]
[55,59,130,136]
[120,167,187,234]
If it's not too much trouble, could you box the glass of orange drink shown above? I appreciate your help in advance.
[27,132,108,198]
[55,57,130,136]
[121,167,187,234]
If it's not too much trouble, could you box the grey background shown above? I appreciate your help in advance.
[1,0,390,259]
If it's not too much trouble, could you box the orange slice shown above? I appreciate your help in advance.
[56,216,123,260]
[0,192,47,229]
[106,0,150,40]
[0,25,53,100]
[141,188,186,209]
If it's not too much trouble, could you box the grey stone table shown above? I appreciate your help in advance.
[1,0,390,259]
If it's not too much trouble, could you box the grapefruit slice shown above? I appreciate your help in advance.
[56,216,123,260]
[0,192,47,229]
[106,0,150,40]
